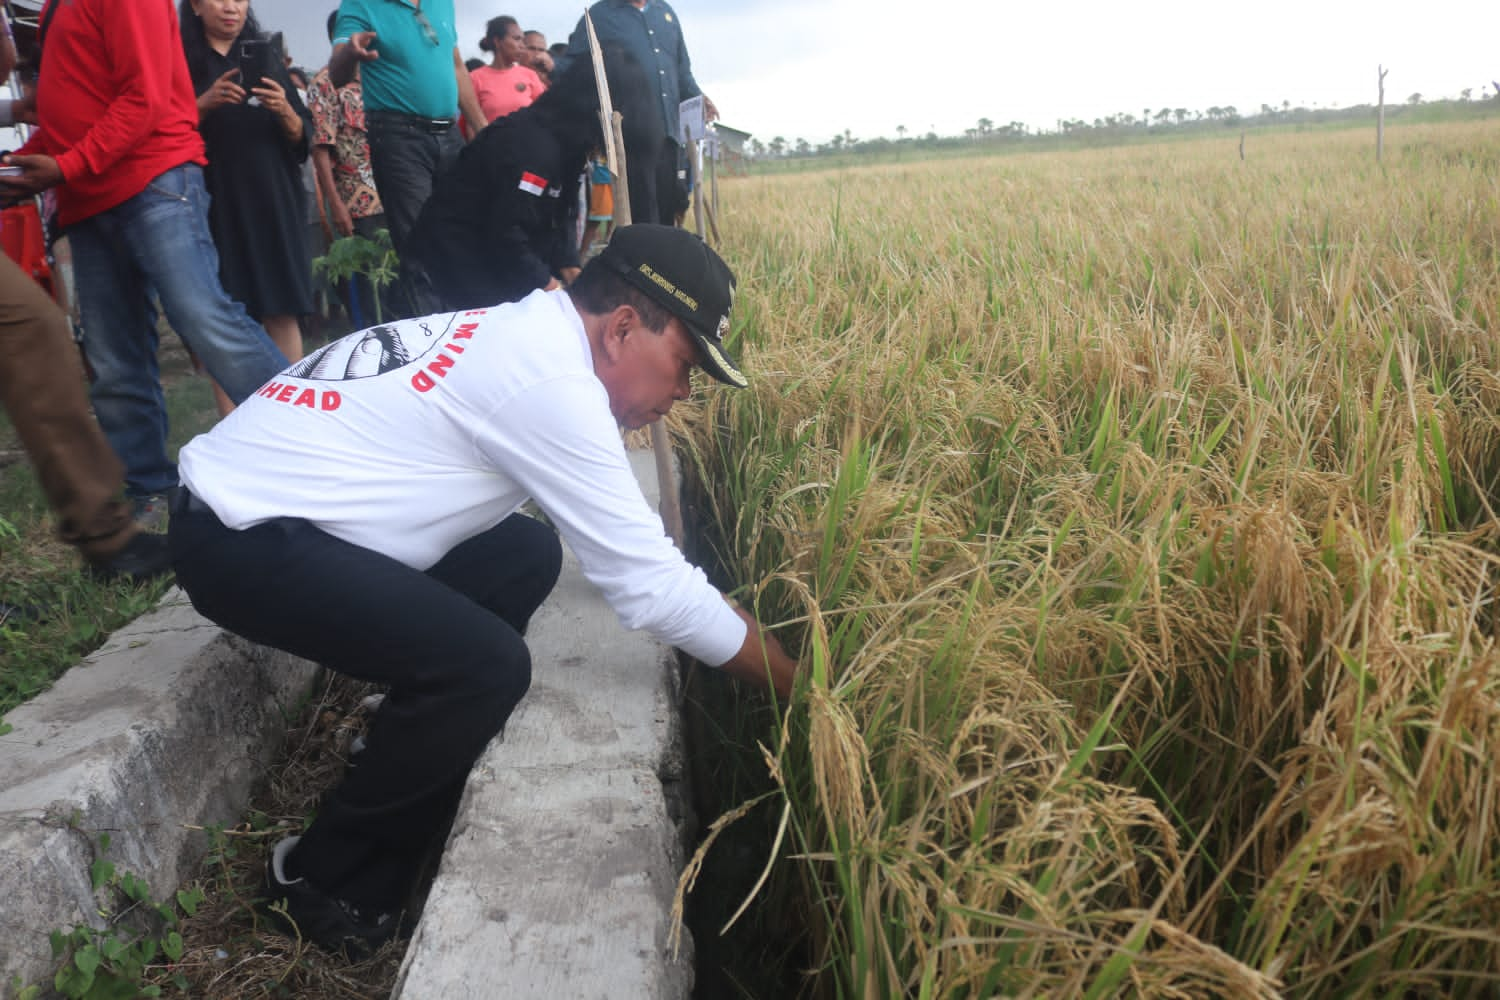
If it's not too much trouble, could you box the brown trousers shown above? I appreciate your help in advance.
[0,251,136,560]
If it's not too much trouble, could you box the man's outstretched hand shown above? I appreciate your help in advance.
[719,605,799,700]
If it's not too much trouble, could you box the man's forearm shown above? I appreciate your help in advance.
[312,148,341,214]
[454,50,486,134]
[719,606,798,699]
[329,43,358,88]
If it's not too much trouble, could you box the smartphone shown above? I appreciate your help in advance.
[0,166,23,177]
[237,38,269,96]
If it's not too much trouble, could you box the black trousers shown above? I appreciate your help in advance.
[169,498,563,907]
[626,135,689,226]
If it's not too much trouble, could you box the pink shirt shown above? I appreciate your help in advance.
[470,63,545,123]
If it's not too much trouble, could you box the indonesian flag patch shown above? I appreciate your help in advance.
[518,171,547,196]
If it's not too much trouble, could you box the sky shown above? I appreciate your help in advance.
[255,0,1500,145]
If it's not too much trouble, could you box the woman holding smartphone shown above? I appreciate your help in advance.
[180,0,312,410]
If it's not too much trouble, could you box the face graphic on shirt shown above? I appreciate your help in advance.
[286,315,460,380]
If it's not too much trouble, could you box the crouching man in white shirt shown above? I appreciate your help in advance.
[167,224,798,959]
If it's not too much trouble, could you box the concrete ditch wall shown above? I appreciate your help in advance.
[0,592,318,991]
[391,448,695,999]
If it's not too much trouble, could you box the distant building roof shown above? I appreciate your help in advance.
[711,123,751,156]
[713,123,752,142]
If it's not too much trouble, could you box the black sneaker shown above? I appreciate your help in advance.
[85,532,173,584]
[259,836,403,960]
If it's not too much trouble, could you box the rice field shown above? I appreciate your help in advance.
[676,119,1500,997]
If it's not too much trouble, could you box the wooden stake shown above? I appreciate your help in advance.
[689,138,705,239]
[610,113,632,228]
[1377,64,1389,162]
[709,142,719,226]
[702,188,721,246]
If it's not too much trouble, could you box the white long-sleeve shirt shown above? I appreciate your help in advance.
[178,288,746,666]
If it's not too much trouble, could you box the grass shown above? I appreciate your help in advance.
[156,673,408,999]
[1,320,410,997]
[0,316,362,722]
[0,338,216,720]
[676,117,1500,996]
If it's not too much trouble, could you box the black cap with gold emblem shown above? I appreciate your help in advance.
[596,224,747,388]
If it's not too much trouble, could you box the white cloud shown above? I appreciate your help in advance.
[255,0,1500,144]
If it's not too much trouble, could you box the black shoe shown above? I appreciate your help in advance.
[85,532,174,584]
[260,836,403,960]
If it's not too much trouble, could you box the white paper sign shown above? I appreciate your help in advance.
[678,96,706,142]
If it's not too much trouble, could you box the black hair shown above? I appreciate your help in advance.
[178,0,264,88]
[569,266,672,334]
[464,57,485,73]
[326,9,338,42]
[478,15,518,53]
[549,42,567,57]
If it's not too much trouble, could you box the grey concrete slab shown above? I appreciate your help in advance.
[393,448,696,1000]
[0,589,317,991]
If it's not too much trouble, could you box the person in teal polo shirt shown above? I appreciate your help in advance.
[329,0,486,264]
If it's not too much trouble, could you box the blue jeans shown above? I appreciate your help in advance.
[68,164,288,496]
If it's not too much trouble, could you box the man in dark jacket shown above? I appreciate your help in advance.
[557,0,716,226]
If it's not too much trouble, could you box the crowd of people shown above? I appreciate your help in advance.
[0,0,794,965]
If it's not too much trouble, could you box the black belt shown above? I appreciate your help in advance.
[168,486,214,518]
[366,111,456,135]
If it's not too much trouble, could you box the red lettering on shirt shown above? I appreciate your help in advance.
[407,321,484,396]
[256,382,343,412]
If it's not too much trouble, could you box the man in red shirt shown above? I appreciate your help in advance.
[0,0,287,527]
